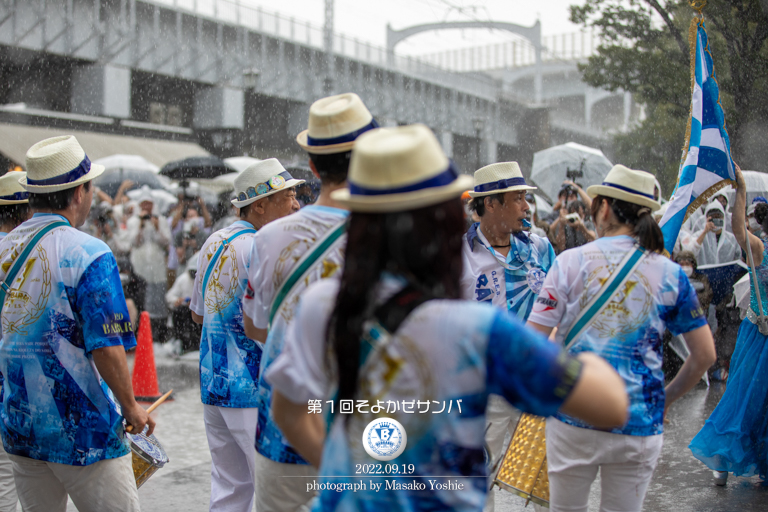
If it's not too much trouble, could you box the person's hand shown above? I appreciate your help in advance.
[735,163,745,190]
[563,179,580,190]
[553,199,563,211]
[705,218,715,233]
[122,401,155,436]
[174,297,184,308]
[151,217,160,230]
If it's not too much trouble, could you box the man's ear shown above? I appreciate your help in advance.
[251,197,267,214]
[483,196,494,212]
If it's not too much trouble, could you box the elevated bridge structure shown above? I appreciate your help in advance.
[0,0,628,173]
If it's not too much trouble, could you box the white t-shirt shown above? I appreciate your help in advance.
[528,235,707,436]
[243,205,348,463]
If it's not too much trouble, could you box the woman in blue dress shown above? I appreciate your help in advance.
[690,166,768,486]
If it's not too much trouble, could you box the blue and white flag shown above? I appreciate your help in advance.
[659,18,735,255]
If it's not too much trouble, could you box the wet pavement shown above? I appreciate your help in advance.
[66,346,768,511]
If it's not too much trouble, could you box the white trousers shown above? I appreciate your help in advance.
[483,395,521,512]
[546,418,663,512]
[9,453,139,512]
[254,450,317,512]
[204,405,259,512]
[0,444,18,512]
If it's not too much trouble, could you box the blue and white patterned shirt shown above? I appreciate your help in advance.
[191,220,260,408]
[0,214,136,465]
[528,235,707,436]
[243,205,348,464]
[266,276,582,512]
[461,223,555,321]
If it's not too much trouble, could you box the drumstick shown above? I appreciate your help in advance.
[125,389,173,433]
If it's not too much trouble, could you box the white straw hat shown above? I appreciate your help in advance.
[296,93,378,155]
[0,171,29,205]
[330,124,473,213]
[21,135,105,193]
[231,158,305,208]
[587,164,661,212]
[468,162,536,198]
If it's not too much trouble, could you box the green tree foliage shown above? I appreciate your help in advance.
[571,0,768,192]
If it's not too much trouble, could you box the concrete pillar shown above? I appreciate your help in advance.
[71,64,131,118]
[440,131,454,159]
[194,86,244,129]
[486,139,498,164]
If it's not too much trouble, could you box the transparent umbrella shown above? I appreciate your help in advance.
[531,142,613,201]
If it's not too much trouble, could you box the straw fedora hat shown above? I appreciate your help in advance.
[21,135,105,193]
[231,158,304,208]
[296,93,378,155]
[468,162,536,198]
[0,171,29,205]
[587,164,661,212]
[331,124,473,213]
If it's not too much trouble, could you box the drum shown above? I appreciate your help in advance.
[127,430,169,488]
[491,413,549,507]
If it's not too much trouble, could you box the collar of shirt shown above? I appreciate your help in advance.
[231,219,255,230]
[301,204,350,217]
[32,213,70,225]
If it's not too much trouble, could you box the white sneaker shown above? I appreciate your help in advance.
[713,470,728,486]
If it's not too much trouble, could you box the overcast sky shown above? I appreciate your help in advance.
[221,0,587,56]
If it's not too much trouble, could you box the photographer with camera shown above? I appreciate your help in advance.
[127,190,171,341]
[174,208,207,268]
[685,201,740,266]
[168,192,211,286]
[549,198,596,254]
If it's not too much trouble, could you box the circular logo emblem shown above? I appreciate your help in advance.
[527,267,546,295]
[269,175,286,190]
[255,183,269,195]
[362,417,407,461]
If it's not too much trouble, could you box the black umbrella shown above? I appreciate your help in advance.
[93,169,165,198]
[160,156,235,180]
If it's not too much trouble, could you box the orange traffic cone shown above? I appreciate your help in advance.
[132,312,163,403]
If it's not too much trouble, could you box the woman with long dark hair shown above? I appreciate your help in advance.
[265,125,629,511]
[690,166,768,486]
[527,165,716,512]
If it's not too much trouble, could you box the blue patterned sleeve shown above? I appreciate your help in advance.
[75,253,136,353]
[486,310,582,417]
[660,267,708,336]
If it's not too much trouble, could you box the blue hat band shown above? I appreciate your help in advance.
[348,161,459,197]
[601,182,654,200]
[27,156,91,186]
[474,177,528,193]
[0,191,28,201]
[237,171,294,202]
[306,119,379,147]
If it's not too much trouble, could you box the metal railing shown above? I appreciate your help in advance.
[418,31,599,72]
[146,0,499,98]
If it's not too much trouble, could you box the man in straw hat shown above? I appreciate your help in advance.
[460,162,555,508]
[190,158,302,512]
[0,135,153,512]
[263,123,629,511]
[0,170,30,512]
[242,92,377,510]
[527,164,715,511]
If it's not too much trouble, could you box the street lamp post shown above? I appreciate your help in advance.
[473,117,485,171]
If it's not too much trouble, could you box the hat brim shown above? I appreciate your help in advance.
[231,179,305,208]
[296,130,356,155]
[587,185,661,212]
[20,164,106,193]
[330,175,474,213]
[0,198,28,205]
[468,184,537,198]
